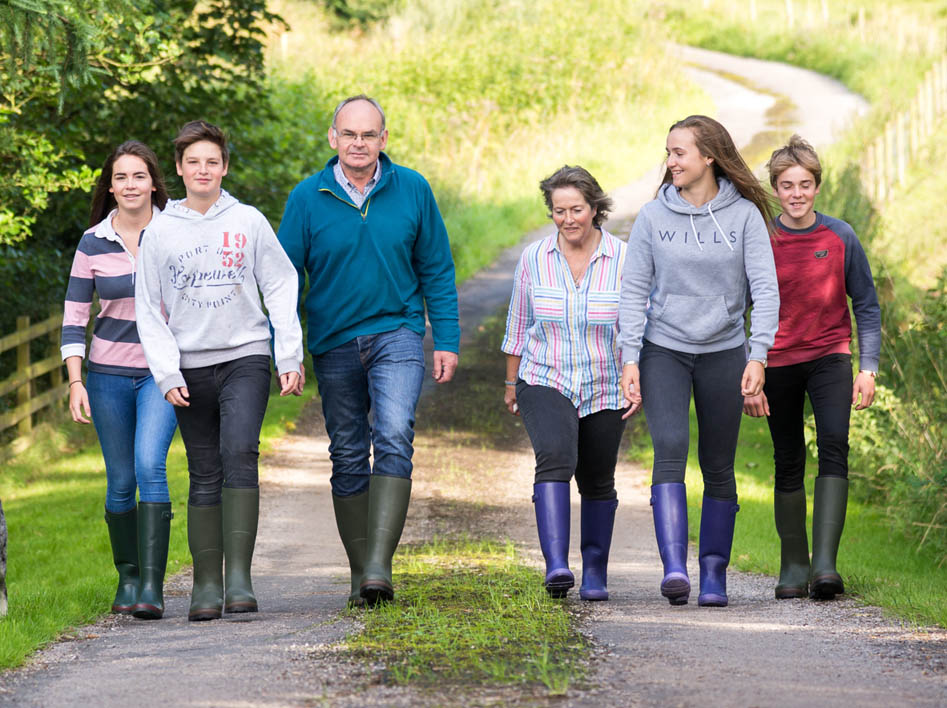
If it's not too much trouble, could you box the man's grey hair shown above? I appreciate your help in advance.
[331,94,386,132]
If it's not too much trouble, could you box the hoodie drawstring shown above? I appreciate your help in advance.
[689,214,704,252]
[707,203,734,252]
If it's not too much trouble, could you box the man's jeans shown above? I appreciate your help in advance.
[87,371,178,512]
[313,327,425,497]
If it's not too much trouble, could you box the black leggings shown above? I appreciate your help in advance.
[639,340,746,500]
[175,355,272,506]
[763,353,852,493]
[515,382,626,500]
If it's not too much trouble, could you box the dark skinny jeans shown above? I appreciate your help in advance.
[763,353,852,493]
[516,382,627,500]
[174,355,272,506]
[639,340,746,500]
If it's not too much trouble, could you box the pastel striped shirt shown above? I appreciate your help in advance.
[501,229,627,417]
[61,208,155,376]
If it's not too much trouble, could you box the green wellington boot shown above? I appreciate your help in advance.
[810,476,848,600]
[188,503,224,621]
[333,491,369,607]
[223,487,259,614]
[773,489,810,599]
[132,503,173,619]
[104,507,140,614]
[359,475,412,606]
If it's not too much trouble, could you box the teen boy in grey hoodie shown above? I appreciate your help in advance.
[619,115,779,609]
[136,120,303,621]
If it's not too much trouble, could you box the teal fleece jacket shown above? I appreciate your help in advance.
[277,153,459,356]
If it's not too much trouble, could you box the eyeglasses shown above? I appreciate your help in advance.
[334,129,383,144]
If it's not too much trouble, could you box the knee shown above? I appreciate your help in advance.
[330,472,370,497]
[188,483,222,507]
[576,476,616,500]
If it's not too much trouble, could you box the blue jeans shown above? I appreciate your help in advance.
[87,371,178,512]
[313,327,425,497]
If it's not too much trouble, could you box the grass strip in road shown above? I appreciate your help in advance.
[344,538,586,694]
[0,381,312,670]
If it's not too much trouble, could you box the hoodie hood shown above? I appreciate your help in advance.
[657,176,742,215]
[164,189,239,220]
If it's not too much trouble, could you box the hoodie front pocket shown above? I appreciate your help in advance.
[587,289,620,326]
[658,294,733,342]
[533,286,566,324]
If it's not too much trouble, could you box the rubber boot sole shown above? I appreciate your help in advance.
[360,580,394,606]
[661,574,690,605]
[810,573,844,600]
[189,607,223,622]
[545,570,574,598]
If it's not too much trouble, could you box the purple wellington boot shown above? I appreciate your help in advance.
[579,497,619,601]
[698,495,739,607]
[533,482,574,598]
[651,483,690,605]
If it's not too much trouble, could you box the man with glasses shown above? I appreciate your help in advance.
[277,95,459,607]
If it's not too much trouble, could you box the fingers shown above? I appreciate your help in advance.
[166,387,190,407]
[70,388,92,424]
[433,351,459,383]
[280,372,300,396]
[741,362,765,396]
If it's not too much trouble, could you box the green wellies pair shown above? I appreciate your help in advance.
[187,487,260,621]
[333,475,412,607]
[103,503,173,619]
[774,476,848,600]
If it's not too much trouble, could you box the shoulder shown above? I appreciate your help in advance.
[819,213,858,243]
[288,170,329,201]
[386,160,434,193]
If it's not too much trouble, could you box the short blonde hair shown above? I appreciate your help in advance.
[767,134,822,188]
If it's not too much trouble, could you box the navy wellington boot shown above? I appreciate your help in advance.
[697,495,739,607]
[651,483,690,605]
[533,482,574,598]
[579,497,618,601]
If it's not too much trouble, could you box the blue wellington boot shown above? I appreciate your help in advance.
[698,495,739,607]
[579,497,618,601]
[533,482,574,598]
[651,483,690,605]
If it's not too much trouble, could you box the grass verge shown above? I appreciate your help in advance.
[344,538,586,694]
[0,379,312,670]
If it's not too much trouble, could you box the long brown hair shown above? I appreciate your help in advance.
[89,141,169,227]
[660,115,777,234]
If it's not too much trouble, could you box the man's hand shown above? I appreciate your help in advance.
[741,360,765,397]
[166,387,190,407]
[280,371,301,396]
[620,363,642,419]
[743,392,770,417]
[432,350,458,383]
[852,371,876,410]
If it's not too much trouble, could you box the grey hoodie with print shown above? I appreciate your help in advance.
[135,190,303,396]
[618,177,779,364]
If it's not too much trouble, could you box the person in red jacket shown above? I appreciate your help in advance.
[744,135,881,600]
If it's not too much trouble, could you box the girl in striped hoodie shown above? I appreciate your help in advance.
[61,141,178,620]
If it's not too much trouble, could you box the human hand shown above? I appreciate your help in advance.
[432,350,458,383]
[852,371,876,410]
[741,361,765,397]
[69,383,91,424]
[621,363,642,419]
[294,364,306,395]
[279,371,300,396]
[743,392,770,417]
[166,387,190,407]
[504,384,519,416]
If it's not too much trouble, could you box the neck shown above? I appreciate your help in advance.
[112,205,153,234]
[680,175,719,208]
[780,211,817,230]
[184,190,220,215]
[341,161,378,191]
[558,228,601,256]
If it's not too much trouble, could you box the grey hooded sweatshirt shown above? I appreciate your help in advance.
[135,190,303,396]
[618,177,779,364]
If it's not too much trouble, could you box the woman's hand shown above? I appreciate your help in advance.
[166,387,190,407]
[620,363,642,419]
[741,360,765,397]
[852,371,876,410]
[504,384,519,416]
[743,392,770,417]
[279,371,300,397]
[69,382,91,424]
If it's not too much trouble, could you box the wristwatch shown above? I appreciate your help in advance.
[749,358,767,368]
[859,370,877,378]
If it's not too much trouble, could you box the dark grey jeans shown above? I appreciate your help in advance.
[639,340,746,500]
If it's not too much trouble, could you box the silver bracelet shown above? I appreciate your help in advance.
[504,380,517,386]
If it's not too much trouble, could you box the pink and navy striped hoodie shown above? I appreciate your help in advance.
[60,208,156,376]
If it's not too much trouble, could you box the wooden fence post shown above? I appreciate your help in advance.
[48,309,62,408]
[896,112,906,185]
[15,316,30,435]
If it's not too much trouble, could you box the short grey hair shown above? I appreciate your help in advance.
[331,94,386,132]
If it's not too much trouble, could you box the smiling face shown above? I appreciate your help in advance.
[774,164,820,229]
[551,187,597,248]
[176,140,228,202]
[109,154,155,214]
[328,99,388,178]
[665,127,715,193]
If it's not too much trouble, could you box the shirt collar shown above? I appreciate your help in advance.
[333,160,381,193]
[547,228,614,260]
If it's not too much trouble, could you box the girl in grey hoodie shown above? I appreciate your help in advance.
[618,115,779,608]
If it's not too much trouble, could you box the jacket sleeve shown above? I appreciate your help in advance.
[500,252,532,356]
[743,209,780,361]
[618,210,655,364]
[843,227,882,371]
[276,185,310,313]
[134,226,185,396]
[253,211,304,376]
[411,178,460,353]
[61,235,94,360]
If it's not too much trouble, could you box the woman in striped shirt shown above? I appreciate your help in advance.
[61,141,178,620]
[502,165,628,600]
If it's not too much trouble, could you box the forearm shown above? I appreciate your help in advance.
[65,356,83,383]
[505,354,521,384]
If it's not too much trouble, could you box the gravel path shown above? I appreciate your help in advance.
[2,47,944,707]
